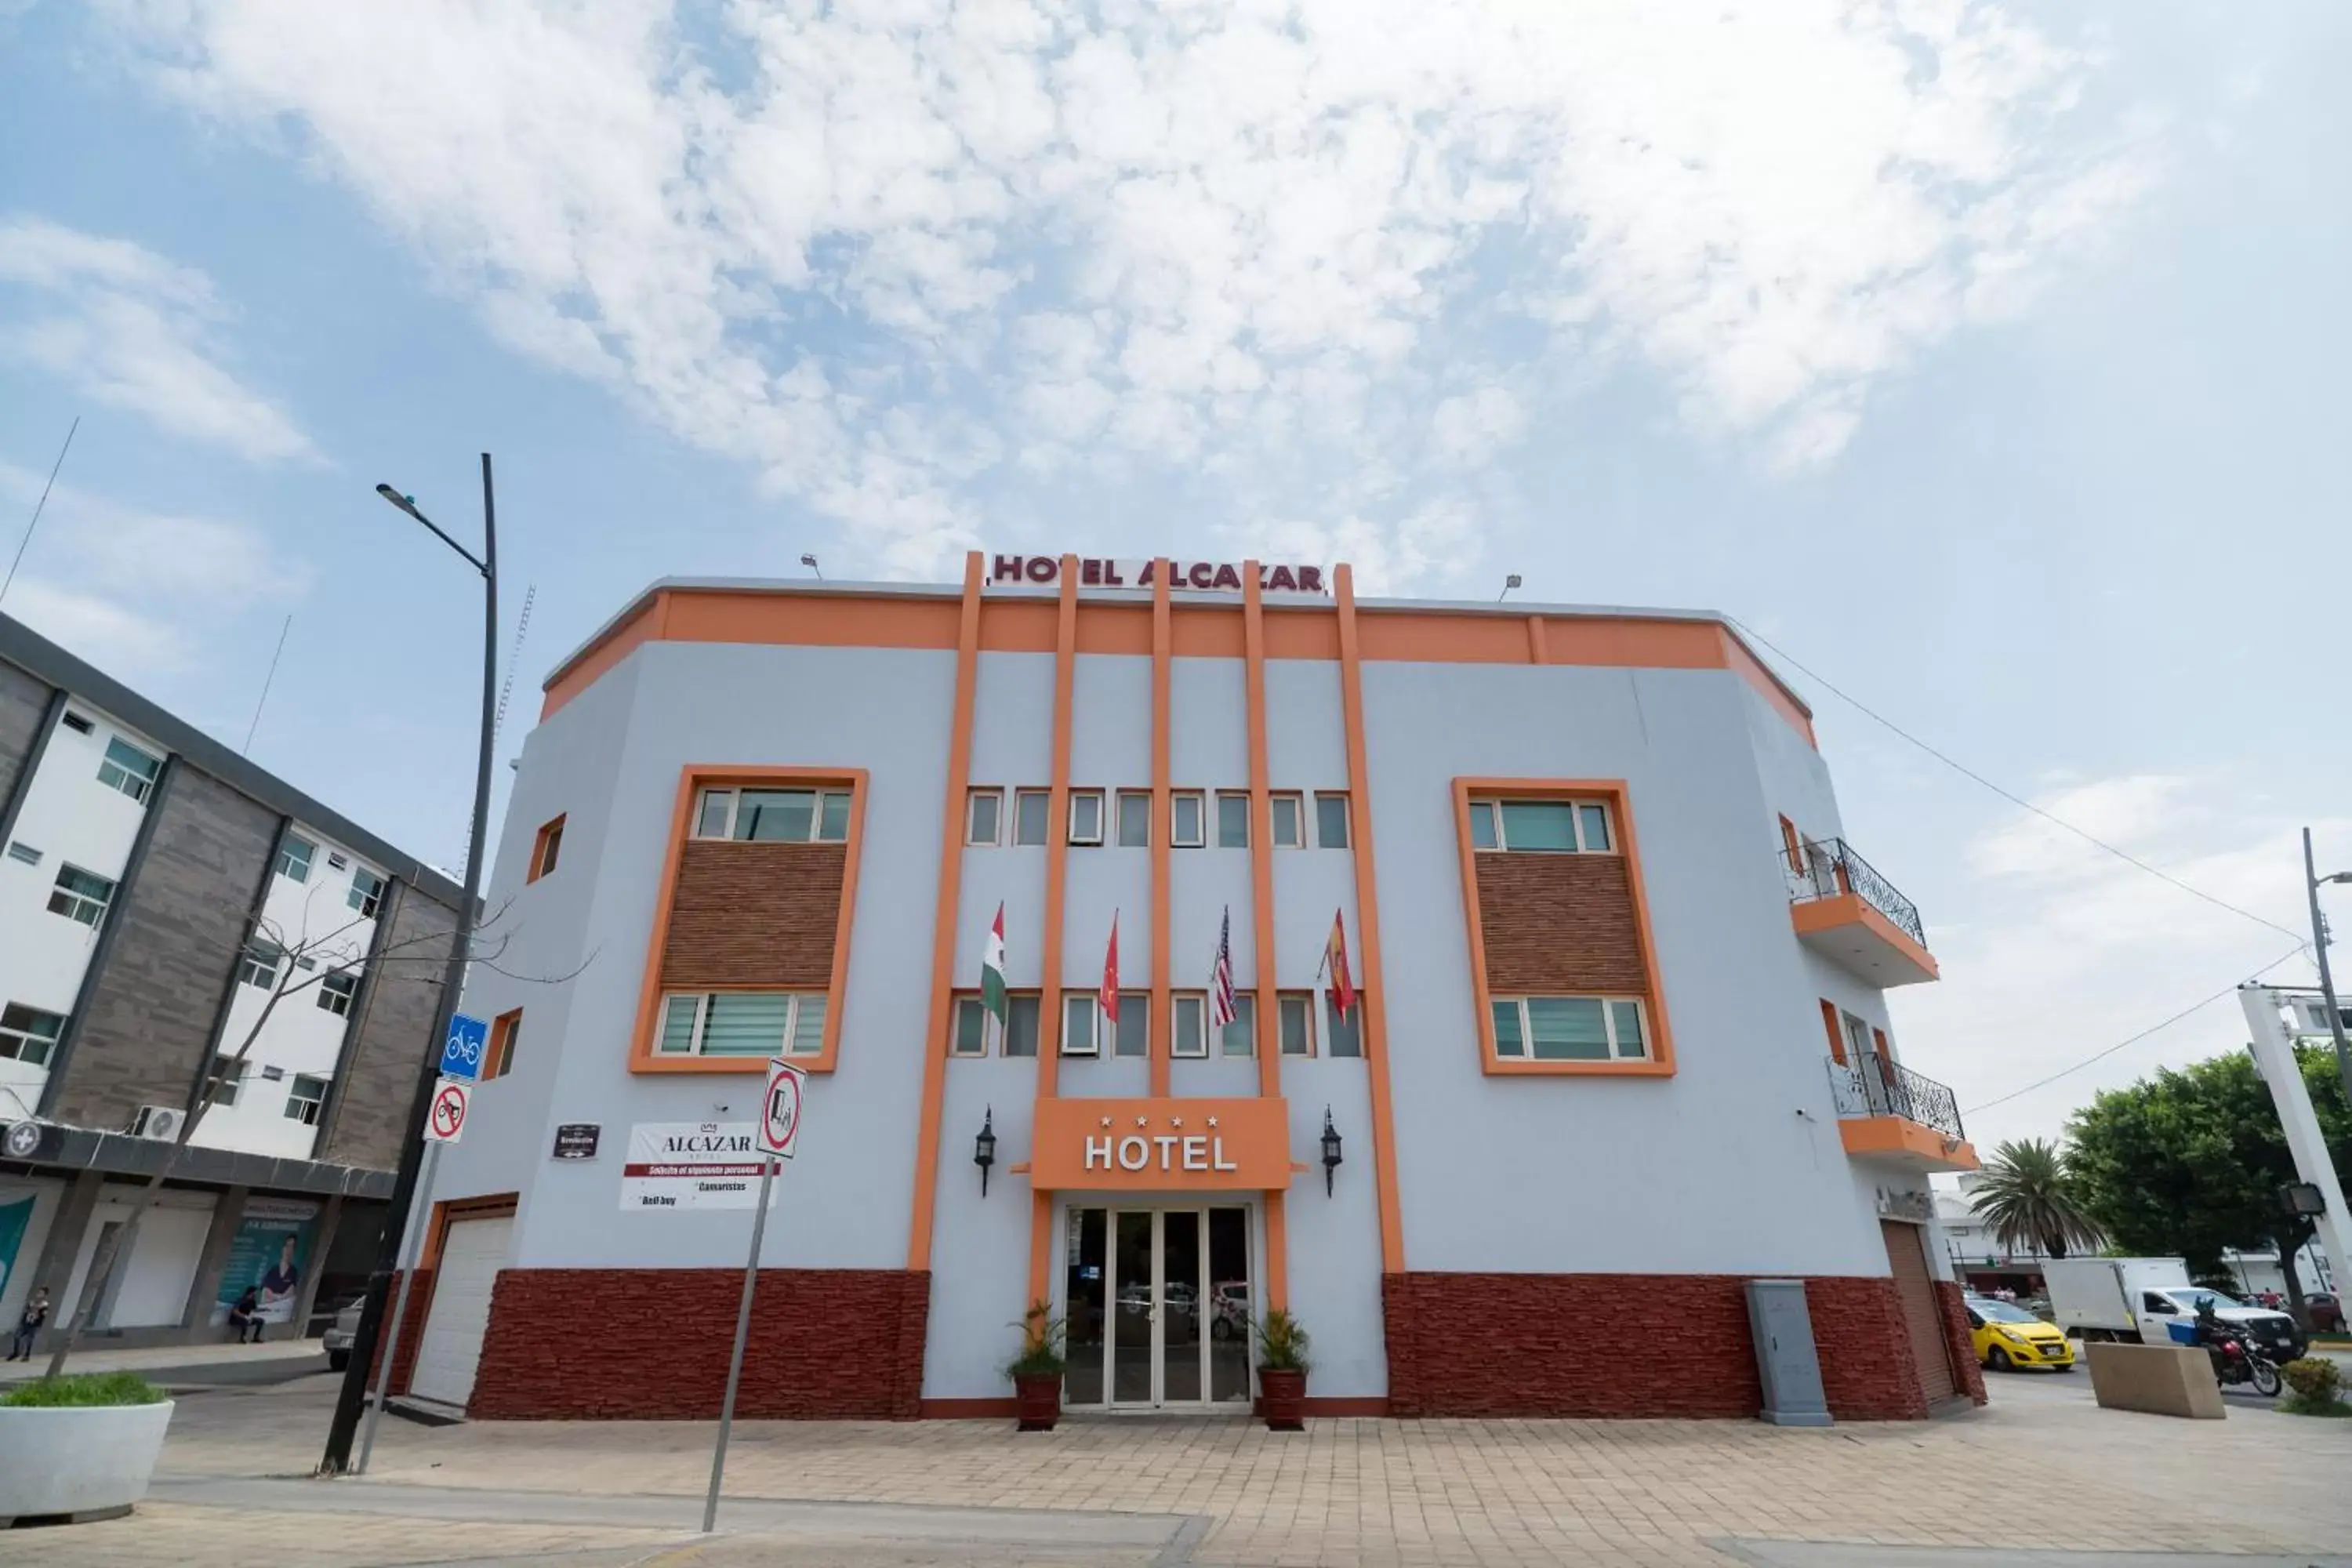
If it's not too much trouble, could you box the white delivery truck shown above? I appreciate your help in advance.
[2042,1258,2307,1362]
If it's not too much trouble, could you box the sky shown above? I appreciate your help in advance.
[1,1,2347,1152]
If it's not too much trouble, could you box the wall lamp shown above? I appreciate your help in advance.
[974,1105,997,1196]
[1319,1106,1344,1196]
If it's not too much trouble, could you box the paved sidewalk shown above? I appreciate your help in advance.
[0,1336,324,1384]
[16,1371,2352,1566]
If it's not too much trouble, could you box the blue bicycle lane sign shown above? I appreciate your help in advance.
[440,1014,489,1083]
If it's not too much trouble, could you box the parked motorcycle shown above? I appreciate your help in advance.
[2194,1305,2283,1397]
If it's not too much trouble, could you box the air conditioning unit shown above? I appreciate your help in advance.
[328,852,349,870]
[131,1105,185,1141]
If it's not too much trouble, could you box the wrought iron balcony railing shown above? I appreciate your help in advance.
[1786,837,1926,949]
[1826,1051,1965,1144]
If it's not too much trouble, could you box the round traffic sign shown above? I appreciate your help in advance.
[427,1080,470,1142]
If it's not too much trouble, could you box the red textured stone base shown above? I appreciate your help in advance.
[466,1268,930,1420]
[1385,1272,1941,1421]
[1934,1280,1990,1406]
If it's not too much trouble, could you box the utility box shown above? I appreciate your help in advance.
[1746,1279,1832,1427]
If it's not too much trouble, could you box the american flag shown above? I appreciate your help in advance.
[1207,906,1237,1031]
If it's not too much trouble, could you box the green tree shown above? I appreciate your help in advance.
[2068,1045,2352,1319]
[1973,1137,2101,1258]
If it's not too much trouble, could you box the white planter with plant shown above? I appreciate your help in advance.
[0,1374,176,1523]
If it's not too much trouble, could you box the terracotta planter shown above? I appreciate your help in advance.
[1258,1367,1306,1431]
[1013,1371,1062,1432]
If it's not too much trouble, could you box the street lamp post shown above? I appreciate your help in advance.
[2302,826,2352,1109]
[318,456,499,1475]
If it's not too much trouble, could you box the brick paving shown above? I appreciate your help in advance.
[20,1369,2352,1566]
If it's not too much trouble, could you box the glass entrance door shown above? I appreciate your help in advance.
[1063,1204,1251,1410]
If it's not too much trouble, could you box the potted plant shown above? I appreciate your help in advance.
[1254,1308,1311,1431]
[0,1372,175,1525]
[1006,1302,1065,1432]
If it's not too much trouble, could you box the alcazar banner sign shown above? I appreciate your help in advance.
[991,556,1329,594]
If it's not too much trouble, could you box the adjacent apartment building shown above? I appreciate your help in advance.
[0,613,463,1351]
[391,554,1981,1422]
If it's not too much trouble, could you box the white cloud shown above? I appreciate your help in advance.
[0,216,316,464]
[94,0,2147,575]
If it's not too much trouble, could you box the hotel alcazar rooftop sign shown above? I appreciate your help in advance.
[989,556,1329,595]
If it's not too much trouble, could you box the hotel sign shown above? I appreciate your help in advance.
[1029,1097,1292,1192]
[620,1122,781,1211]
[991,557,1328,595]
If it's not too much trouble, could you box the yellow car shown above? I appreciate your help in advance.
[1965,1297,2075,1372]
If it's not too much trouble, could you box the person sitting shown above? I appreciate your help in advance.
[227,1286,263,1344]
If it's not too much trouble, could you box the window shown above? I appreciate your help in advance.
[5,840,41,866]
[1062,993,1099,1055]
[60,711,93,735]
[1315,792,1350,849]
[206,1054,246,1106]
[693,787,851,843]
[1113,993,1147,1057]
[949,995,990,1056]
[47,865,115,927]
[0,1004,64,1067]
[1278,993,1314,1056]
[347,867,387,919]
[1004,993,1042,1057]
[274,834,315,883]
[96,738,162,804]
[238,940,284,990]
[966,789,1003,847]
[285,1074,329,1126]
[1220,993,1257,1057]
[1171,993,1207,1058]
[1490,996,1648,1061]
[1324,992,1362,1058]
[317,970,359,1017]
[1468,797,1614,853]
[1069,790,1105,847]
[1116,791,1151,848]
[1215,792,1250,849]
[1270,794,1304,849]
[1171,792,1206,848]
[1014,789,1051,846]
[528,816,564,882]
[488,1008,522,1077]
[655,991,828,1057]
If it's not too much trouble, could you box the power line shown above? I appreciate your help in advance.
[1962,942,2308,1116]
[1726,615,2308,945]
[2,416,79,605]
[241,615,293,754]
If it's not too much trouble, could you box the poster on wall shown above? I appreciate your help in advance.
[210,1197,321,1326]
[620,1123,780,1211]
[0,1192,33,1307]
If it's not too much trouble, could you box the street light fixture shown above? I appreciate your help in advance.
[973,1105,997,1196]
[2302,827,2352,1110]
[1319,1107,1344,1196]
[320,460,501,1476]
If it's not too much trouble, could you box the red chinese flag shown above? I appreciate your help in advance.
[1100,912,1120,1020]
[1326,909,1356,1018]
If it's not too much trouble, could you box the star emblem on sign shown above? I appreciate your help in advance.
[1171,1118,1182,1128]
[1207,1116,1218,1128]
[1135,1116,1149,1127]
[1099,1117,1112,1128]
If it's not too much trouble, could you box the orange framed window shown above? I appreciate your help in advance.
[1820,998,1847,1063]
[1489,995,1649,1062]
[488,1007,523,1078]
[528,815,565,882]
[1467,796,1614,853]
[1778,815,1803,873]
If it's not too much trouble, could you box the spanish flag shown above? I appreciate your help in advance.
[1321,909,1356,1018]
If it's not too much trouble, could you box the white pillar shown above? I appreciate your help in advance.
[2238,985,2352,1299]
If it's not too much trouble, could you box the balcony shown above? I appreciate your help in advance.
[1786,837,1939,987]
[1828,1051,1976,1172]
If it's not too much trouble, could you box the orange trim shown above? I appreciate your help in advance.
[1334,567,1406,1275]
[1526,615,1548,665]
[1262,605,1341,661]
[1026,1189,1053,1313]
[416,1191,519,1271]
[539,596,662,720]
[1028,1096,1290,1189]
[1452,779,1679,1077]
[1820,999,1847,1065]
[1242,561,1280,1098]
[979,599,1058,653]
[626,765,869,1075]
[1035,557,1079,1083]
[1840,1116,1980,1172]
[1719,627,1817,747]
[1149,561,1173,1098]
[1871,1025,1891,1063]
[1169,606,1246,659]
[1073,603,1152,655]
[1790,893,1941,982]
[906,554,985,1271]
[487,1007,523,1080]
[527,815,565,884]
[1264,1187,1290,1314]
[1778,815,1803,875]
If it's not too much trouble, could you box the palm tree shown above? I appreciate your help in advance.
[1972,1138,2102,1259]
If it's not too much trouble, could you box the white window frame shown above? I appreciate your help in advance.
[347,866,387,918]
[949,994,990,1056]
[1115,790,1152,848]
[691,786,852,844]
[965,788,1004,847]
[1314,791,1351,849]
[1468,797,1616,854]
[655,990,829,1058]
[285,1073,330,1125]
[47,864,115,927]
[1171,993,1208,1058]
[1061,992,1101,1056]
[1218,993,1258,1058]
[318,969,359,1017]
[275,834,316,884]
[1013,789,1051,847]
[1112,993,1148,1058]
[96,737,162,804]
[1003,992,1043,1057]
[1171,792,1207,848]
[206,1054,247,1107]
[238,941,285,990]
[1269,793,1305,849]
[1214,791,1251,849]
[0,1003,65,1067]
[1490,994,1650,1061]
[1069,789,1105,848]
[1323,989,1363,1058]
[1277,992,1315,1056]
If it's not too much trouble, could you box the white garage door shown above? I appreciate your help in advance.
[408,1216,512,1408]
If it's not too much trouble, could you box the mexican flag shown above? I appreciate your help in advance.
[981,902,1009,1025]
